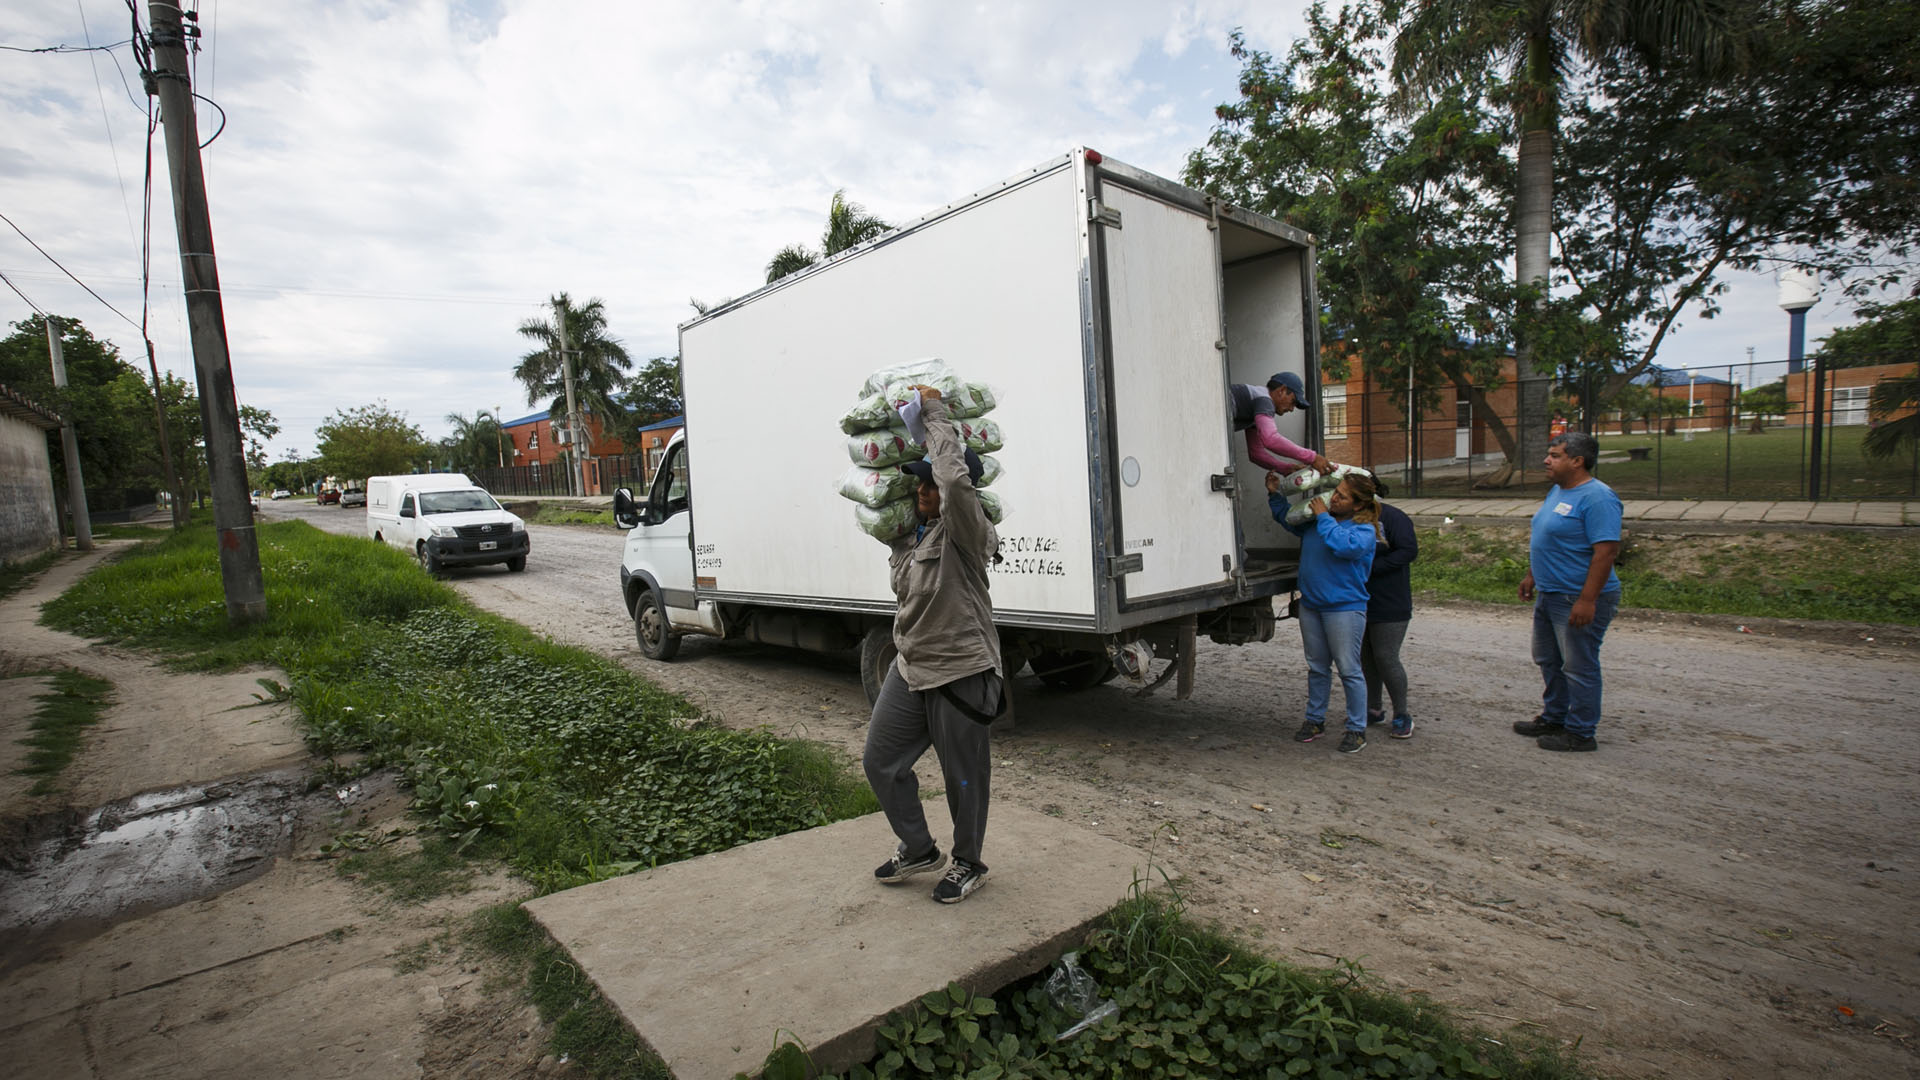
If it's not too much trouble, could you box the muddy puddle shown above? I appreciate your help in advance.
[0,769,365,969]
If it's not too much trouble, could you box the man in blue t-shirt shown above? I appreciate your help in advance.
[1515,432,1622,752]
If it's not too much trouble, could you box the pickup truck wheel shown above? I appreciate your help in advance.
[859,625,897,705]
[635,587,681,661]
[1032,649,1113,691]
[506,555,527,572]
[417,544,443,576]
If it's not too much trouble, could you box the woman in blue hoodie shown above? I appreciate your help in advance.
[1268,471,1381,755]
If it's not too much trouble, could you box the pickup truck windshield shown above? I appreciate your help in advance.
[419,489,501,514]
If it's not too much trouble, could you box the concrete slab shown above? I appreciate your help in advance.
[1762,503,1813,523]
[1679,501,1737,521]
[525,805,1150,1080]
[1805,503,1858,525]
[1852,503,1904,526]
[1638,501,1692,520]
[1724,502,1776,523]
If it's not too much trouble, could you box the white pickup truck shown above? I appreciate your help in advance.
[616,148,1320,702]
[366,473,529,574]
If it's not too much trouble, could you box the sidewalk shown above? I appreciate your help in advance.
[1394,497,1919,527]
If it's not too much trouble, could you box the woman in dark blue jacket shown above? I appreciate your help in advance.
[1363,490,1418,739]
[1269,471,1381,755]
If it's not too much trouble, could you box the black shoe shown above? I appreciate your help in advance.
[1538,732,1597,752]
[1337,730,1366,755]
[933,858,987,903]
[1513,716,1565,737]
[1366,709,1386,727]
[875,842,944,883]
[1294,721,1326,743]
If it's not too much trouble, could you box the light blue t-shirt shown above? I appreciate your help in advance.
[1529,479,1622,595]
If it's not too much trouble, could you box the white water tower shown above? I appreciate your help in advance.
[1777,268,1820,373]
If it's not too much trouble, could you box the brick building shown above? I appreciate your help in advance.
[1784,362,1919,426]
[1317,351,1522,471]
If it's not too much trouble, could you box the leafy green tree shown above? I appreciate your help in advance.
[1388,0,1755,477]
[1740,379,1787,433]
[1815,299,1920,369]
[441,410,504,473]
[1187,9,1523,469]
[1863,372,1920,461]
[316,402,431,481]
[625,357,683,423]
[514,293,634,437]
[0,315,161,499]
[764,190,892,283]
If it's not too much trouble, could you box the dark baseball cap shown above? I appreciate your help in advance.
[900,449,984,485]
[1266,370,1311,407]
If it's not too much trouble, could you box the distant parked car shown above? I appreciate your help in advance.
[271,489,291,500]
[339,487,367,508]
[317,489,341,505]
[251,492,261,511]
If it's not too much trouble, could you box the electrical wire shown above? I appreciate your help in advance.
[0,41,128,54]
[76,0,143,256]
[0,211,143,333]
[0,270,49,316]
[194,91,226,147]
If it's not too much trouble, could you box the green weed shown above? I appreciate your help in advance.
[11,669,114,795]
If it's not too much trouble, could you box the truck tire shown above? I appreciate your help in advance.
[1031,648,1113,691]
[417,543,443,576]
[635,586,681,661]
[506,555,527,572]
[859,625,897,705]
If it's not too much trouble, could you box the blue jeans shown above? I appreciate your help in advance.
[1531,591,1618,738]
[1300,607,1368,732]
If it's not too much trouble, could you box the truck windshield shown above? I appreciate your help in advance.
[419,489,500,514]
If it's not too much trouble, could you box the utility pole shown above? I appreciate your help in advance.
[555,297,584,497]
[44,317,94,551]
[146,0,265,623]
[143,337,186,527]
[492,406,505,467]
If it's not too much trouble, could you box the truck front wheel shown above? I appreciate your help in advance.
[635,587,681,661]
[417,543,443,576]
[859,625,897,705]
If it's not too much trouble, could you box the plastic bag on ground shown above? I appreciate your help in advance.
[837,464,918,508]
[1045,952,1118,1040]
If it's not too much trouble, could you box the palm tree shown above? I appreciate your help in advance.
[514,293,634,425]
[1390,0,1751,483]
[443,410,504,472]
[764,190,892,283]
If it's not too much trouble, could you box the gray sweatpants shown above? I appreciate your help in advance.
[863,665,999,868]
[1361,619,1410,718]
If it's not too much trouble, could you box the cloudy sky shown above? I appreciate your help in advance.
[0,0,1879,462]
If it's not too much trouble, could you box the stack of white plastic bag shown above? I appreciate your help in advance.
[837,358,1006,541]
[1276,462,1369,527]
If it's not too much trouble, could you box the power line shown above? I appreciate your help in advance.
[76,0,143,257]
[0,211,142,332]
[0,270,48,316]
[1,267,540,308]
[0,40,129,53]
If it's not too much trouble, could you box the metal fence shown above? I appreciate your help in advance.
[1326,357,1918,501]
[471,452,654,499]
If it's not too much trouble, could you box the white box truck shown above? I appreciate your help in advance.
[615,148,1320,702]
[366,472,529,574]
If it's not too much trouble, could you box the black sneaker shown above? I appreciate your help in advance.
[1366,709,1386,727]
[1513,716,1565,737]
[1538,732,1597,752]
[1294,721,1326,743]
[874,842,944,884]
[1390,715,1415,739]
[933,858,987,903]
[1337,730,1366,755]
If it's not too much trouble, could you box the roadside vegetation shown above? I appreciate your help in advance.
[1415,524,1920,625]
[753,884,1584,1080]
[0,550,61,601]
[517,503,616,528]
[8,668,114,795]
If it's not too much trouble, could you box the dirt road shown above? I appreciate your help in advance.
[18,502,1920,1078]
[288,501,1920,1079]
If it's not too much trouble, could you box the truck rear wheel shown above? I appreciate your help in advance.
[1031,649,1114,691]
[859,625,897,705]
[635,587,681,661]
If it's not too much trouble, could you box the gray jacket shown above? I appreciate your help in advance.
[886,396,1003,691]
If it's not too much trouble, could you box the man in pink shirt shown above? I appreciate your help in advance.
[1230,371,1331,475]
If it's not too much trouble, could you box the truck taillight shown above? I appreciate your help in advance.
[1085,149,1103,165]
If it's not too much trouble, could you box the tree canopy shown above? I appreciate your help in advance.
[764,190,892,283]
[514,293,634,429]
[315,402,431,482]
[1815,298,1920,369]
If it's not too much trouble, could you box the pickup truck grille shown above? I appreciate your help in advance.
[454,523,510,539]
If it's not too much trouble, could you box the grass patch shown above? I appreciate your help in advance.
[0,549,61,601]
[1413,524,1920,625]
[40,520,878,891]
[755,882,1590,1080]
[471,903,671,1079]
[519,504,616,528]
[333,832,479,904]
[11,669,115,795]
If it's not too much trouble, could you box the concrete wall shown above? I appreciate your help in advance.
[0,414,60,564]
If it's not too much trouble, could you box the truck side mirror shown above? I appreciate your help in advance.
[613,487,643,529]
[399,505,414,518]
